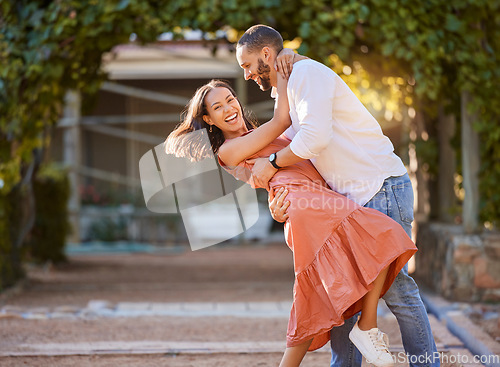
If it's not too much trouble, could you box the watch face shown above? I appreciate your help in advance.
[270,153,276,161]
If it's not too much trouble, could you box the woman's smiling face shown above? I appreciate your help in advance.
[203,87,248,139]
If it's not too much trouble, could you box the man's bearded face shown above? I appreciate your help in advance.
[255,58,272,91]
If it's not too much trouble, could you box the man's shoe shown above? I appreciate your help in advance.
[348,321,394,367]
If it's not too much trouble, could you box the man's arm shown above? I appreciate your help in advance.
[248,146,303,189]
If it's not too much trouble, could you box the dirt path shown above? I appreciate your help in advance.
[0,243,476,366]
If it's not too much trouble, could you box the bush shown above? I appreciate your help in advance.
[88,217,127,242]
[0,188,25,292]
[25,164,71,263]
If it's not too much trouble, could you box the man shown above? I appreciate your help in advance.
[236,24,439,367]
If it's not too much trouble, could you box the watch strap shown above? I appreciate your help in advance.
[269,153,281,169]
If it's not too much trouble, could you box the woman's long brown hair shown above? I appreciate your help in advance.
[164,80,257,161]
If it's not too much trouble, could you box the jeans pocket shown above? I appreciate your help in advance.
[365,189,389,216]
[391,181,414,224]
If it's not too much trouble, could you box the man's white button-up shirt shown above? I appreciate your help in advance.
[272,59,407,206]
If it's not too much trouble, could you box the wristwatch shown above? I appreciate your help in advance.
[269,153,282,169]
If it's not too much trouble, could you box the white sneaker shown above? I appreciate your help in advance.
[349,321,394,367]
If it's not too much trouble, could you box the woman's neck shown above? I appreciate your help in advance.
[223,126,248,140]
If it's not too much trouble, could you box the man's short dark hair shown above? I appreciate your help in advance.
[237,25,284,54]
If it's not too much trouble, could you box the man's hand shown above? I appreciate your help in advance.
[247,157,278,190]
[269,187,290,223]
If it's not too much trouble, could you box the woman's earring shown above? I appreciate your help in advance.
[209,125,213,133]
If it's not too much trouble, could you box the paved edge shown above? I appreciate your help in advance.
[0,340,446,358]
[0,341,288,357]
[1,301,294,320]
[420,288,500,367]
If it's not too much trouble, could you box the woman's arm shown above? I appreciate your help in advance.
[218,72,291,167]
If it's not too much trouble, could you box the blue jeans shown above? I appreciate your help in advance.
[330,173,439,367]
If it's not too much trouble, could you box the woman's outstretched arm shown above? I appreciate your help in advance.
[217,71,291,167]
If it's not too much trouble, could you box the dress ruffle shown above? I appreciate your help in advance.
[286,207,417,351]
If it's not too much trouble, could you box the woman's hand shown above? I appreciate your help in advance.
[269,187,290,223]
[275,48,295,80]
[276,48,310,80]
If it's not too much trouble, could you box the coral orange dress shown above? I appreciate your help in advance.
[219,134,417,351]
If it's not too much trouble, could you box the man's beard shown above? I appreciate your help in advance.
[256,58,272,91]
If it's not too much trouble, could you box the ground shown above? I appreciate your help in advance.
[0,242,497,366]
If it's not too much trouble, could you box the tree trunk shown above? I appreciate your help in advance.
[410,105,430,223]
[63,90,82,242]
[438,105,457,223]
[461,91,480,233]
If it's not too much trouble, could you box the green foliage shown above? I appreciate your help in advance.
[0,0,171,194]
[26,163,71,263]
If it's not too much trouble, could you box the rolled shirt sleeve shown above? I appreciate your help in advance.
[282,126,296,141]
[287,64,335,159]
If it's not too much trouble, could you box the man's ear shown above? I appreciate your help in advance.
[261,46,273,63]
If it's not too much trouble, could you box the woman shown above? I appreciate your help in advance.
[165,60,416,367]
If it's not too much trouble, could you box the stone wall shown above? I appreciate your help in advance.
[415,223,500,302]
